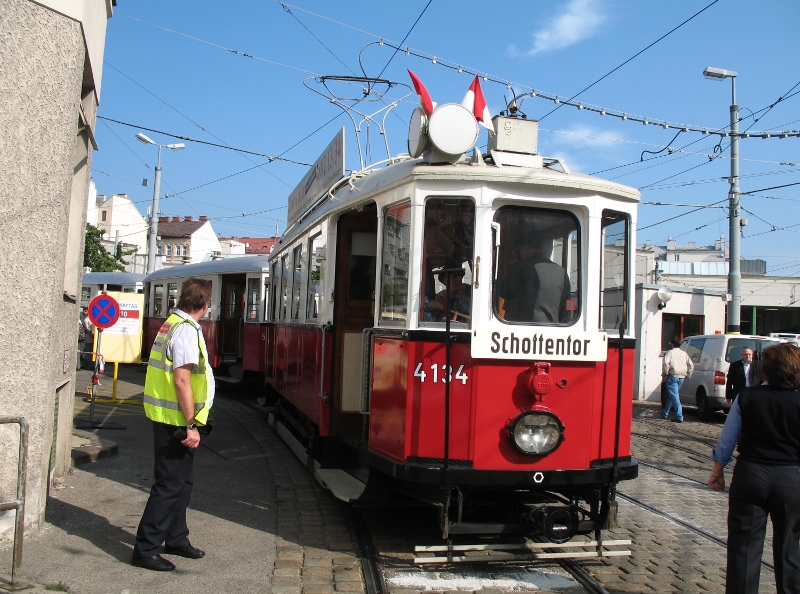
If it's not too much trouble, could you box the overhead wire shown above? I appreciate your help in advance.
[98,116,312,166]
[276,2,358,76]
[539,0,721,120]
[118,7,800,140]
[104,61,293,188]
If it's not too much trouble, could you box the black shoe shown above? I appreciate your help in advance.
[164,544,205,559]
[131,554,175,571]
[672,418,684,423]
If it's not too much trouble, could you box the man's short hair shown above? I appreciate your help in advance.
[177,278,212,313]
[669,337,681,347]
[740,346,754,355]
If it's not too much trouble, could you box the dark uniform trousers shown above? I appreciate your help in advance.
[133,421,195,558]
[726,458,800,594]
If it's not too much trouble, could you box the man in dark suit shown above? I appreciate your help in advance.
[726,346,761,402]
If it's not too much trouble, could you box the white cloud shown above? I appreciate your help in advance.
[509,0,607,57]
[546,124,625,149]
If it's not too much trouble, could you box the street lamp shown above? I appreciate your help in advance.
[135,133,186,273]
[703,66,741,334]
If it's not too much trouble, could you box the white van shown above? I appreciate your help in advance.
[676,334,783,420]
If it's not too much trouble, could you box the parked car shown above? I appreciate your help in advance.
[677,334,783,420]
[770,332,800,345]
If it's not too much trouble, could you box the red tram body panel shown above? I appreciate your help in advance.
[368,337,634,470]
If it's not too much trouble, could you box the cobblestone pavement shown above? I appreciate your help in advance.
[214,397,368,594]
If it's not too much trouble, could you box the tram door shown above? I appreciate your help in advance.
[332,204,377,438]
[220,274,246,362]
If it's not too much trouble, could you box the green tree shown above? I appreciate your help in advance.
[83,223,134,272]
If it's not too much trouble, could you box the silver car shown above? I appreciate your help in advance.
[677,334,782,420]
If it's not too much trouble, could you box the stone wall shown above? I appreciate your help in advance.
[0,0,96,540]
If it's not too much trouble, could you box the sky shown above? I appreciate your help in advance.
[93,0,800,276]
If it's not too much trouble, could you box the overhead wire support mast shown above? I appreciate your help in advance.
[703,66,741,334]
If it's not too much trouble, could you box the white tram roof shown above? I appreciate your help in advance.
[277,157,641,251]
[83,271,146,285]
[144,255,272,283]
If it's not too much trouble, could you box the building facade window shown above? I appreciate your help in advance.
[661,313,704,352]
[101,211,107,222]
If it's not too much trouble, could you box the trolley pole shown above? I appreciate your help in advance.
[146,145,163,274]
[727,76,742,334]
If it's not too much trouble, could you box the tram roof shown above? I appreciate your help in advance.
[82,271,146,285]
[143,255,272,282]
[279,157,640,247]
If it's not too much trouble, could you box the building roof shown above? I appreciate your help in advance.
[144,255,272,281]
[219,236,279,255]
[83,272,146,285]
[157,219,206,238]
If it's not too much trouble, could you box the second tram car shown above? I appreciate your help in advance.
[142,256,271,376]
[264,115,640,543]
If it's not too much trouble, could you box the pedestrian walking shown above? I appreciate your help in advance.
[708,342,800,594]
[661,337,694,423]
[132,277,215,572]
[81,307,94,369]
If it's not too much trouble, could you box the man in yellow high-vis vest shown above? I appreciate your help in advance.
[132,278,214,572]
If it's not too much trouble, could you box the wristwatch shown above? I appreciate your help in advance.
[187,423,197,431]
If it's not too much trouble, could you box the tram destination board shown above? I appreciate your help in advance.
[88,293,120,330]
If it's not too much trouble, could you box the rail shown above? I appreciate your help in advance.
[0,415,29,590]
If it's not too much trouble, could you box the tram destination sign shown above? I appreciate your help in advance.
[471,328,608,362]
[287,127,345,226]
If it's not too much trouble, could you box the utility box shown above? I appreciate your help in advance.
[488,116,539,155]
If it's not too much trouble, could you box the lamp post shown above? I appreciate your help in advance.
[135,133,185,274]
[703,66,741,333]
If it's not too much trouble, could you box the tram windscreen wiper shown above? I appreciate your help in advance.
[491,222,501,281]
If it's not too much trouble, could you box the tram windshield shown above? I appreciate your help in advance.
[419,197,475,328]
[493,206,580,326]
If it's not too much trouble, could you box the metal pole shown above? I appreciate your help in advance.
[146,145,163,274]
[728,76,741,334]
[88,330,103,424]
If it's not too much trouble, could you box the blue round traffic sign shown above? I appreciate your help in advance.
[88,294,120,329]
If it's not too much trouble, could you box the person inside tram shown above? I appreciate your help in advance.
[424,268,471,323]
[498,234,570,324]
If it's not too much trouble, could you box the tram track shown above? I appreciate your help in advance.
[616,491,775,573]
[346,502,618,594]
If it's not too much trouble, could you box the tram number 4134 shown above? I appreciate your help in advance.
[414,362,468,384]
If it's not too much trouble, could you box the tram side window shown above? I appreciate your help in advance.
[246,277,261,321]
[291,245,303,320]
[380,201,411,325]
[493,207,580,326]
[263,280,270,321]
[154,284,165,318]
[269,262,280,321]
[599,211,630,332]
[167,282,178,313]
[419,198,475,327]
[280,255,289,320]
[307,233,324,320]
[202,280,213,319]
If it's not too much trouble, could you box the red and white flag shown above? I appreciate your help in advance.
[461,76,494,133]
[408,69,435,116]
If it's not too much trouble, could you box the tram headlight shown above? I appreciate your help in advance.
[509,412,564,455]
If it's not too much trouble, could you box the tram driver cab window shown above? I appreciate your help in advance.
[419,197,475,328]
[493,207,580,325]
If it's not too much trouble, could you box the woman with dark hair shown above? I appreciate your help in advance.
[708,342,800,594]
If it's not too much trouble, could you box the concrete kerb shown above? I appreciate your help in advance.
[70,429,118,466]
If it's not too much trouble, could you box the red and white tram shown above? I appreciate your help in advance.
[264,113,640,543]
[142,255,271,378]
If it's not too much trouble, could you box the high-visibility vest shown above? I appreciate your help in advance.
[143,313,211,426]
